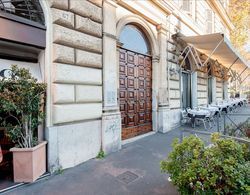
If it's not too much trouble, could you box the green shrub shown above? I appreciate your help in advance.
[161,133,250,194]
[0,65,46,148]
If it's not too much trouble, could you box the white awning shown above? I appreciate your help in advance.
[178,33,250,81]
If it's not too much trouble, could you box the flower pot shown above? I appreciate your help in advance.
[10,141,47,183]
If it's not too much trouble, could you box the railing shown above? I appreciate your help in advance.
[181,105,250,145]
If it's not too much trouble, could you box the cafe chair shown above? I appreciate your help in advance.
[194,114,210,130]
[181,110,191,125]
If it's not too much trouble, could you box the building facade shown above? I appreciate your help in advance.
[0,0,249,172]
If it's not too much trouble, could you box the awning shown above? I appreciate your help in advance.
[177,33,250,82]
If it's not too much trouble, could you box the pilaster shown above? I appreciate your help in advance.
[223,81,228,100]
[191,71,198,108]
[156,24,171,133]
[102,0,121,154]
[212,76,217,103]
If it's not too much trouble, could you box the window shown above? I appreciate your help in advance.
[206,9,213,34]
[182,72,192,109]
[119,24,150,55]
[181,0,192,15]
[0,0,44,25]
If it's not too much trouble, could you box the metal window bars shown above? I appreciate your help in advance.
[0,0,44,25]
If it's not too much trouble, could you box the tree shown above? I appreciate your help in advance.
[0,65,46,148]
[229,0,250,48]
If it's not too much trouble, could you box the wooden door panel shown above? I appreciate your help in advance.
[127,77,136,88]
[127,101,136,113]
[138,90,145,99]
[138,65,144,77]
[138,100,145,111]
[121,113,127,128]
[127,65,135,77]
[120,62,126,75]
[119,50,126,62]
[127,90,136,99]
[127,52,136,64]
[119,90,126,100]
[138,112,145,124]
[127,113,136,126]
[119,48,152,140]
[138,57,144,66]
[119,77,126,89]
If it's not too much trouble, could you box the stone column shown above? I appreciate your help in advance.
[191,71,198,108]
[223,81,229,100]
[101,0,121,154]
[156,25,171,133]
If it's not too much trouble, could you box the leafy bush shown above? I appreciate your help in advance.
[0,65,46,148]
[161,133,250,194]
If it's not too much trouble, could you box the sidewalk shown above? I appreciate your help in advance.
[4,130,180,195]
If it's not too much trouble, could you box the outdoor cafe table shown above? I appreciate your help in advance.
[210,104,229,113]
[200,106,220,116]
[187,109,210,127]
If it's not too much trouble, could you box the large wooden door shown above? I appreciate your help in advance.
[119,48,152,140]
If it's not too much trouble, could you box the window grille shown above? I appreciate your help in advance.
[0,0,44,25]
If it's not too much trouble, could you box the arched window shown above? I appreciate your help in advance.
[119,24,150,55]
[0,0,44,25]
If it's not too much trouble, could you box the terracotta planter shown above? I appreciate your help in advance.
[10,141,47,183]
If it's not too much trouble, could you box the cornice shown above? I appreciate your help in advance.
[207,0,235,31]
[116,0,158,26]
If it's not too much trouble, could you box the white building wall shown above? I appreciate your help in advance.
[216,77,224,101]
[197,71,208,106]
[45,0,103,172]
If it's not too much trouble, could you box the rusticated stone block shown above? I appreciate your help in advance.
[53,84,75,103]
[88,0,102,7]
[51,8,74,28]
[54,63,102,85]
[53,44,74,64]
[70,0,102,23]
[75,15,102,37]
[49,0,68,10]
[53,103,102,124]
[76,49,102,68]
[75,85,102,102]
[53,24,102,53]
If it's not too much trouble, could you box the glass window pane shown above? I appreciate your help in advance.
[119,25,150,55]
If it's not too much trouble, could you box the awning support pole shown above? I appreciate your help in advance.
[239,67,248,77]
[241,74,250,83]
[179,45,203,69]
[202,38,224,66]
[228,57,239,70]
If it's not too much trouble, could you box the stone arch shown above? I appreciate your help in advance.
[117,15,159,58]
[116,14,160,134]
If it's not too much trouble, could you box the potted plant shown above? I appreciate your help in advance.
[161,133,250,194]
[0,65,47,183]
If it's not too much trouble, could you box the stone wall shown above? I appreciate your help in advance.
[197,71,208,106]
[216,77,223,101]
[50,0,103,124]
[46,0,103,171]
[167,39,181,128]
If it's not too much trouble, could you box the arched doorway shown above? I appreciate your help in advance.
[181,54,192,109]
[118,24,152,140]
